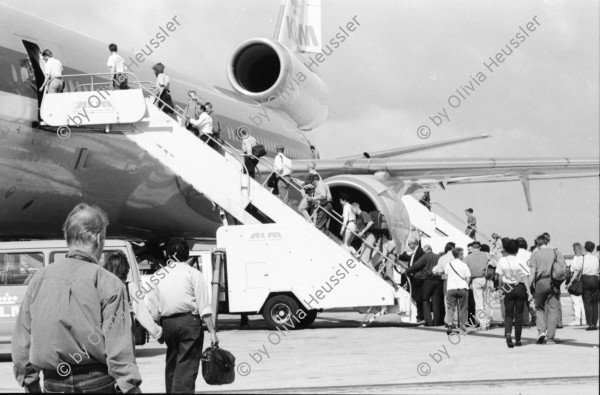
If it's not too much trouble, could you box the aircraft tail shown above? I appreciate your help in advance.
[273,0,322,53]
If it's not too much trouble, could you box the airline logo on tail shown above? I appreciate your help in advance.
[275,0,322,53]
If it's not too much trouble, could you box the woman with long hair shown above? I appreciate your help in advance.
[496,238,532,347]
[103,252,162,341]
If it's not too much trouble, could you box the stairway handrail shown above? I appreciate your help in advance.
[429,202,491,242]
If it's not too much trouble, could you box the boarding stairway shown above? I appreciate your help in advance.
[401,196,490,251]
[39,73,417,323]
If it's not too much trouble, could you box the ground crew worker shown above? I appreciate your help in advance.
[147,238,218,393]
[12,203,141,393]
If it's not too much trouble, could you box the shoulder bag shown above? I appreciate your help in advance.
[567,257,584,296]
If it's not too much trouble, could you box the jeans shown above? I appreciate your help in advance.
[445,288,468,327]
[582,275,599,327]
[163,314,204,393]
[472,277,492,327]
[503,282,527,341]
[43,370,115,393]
[534,279,560,339]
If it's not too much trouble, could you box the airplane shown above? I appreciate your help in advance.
[0,0,598,251]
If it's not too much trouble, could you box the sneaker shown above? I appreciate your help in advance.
[536,333,546,344]
[546,339,556,345]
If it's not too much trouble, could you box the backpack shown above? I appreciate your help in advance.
[369,211,388,232]
[550,249,568,288]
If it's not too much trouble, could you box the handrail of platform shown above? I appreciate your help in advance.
[52,72,251,195]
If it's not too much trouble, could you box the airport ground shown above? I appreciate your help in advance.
[0,293,598,394]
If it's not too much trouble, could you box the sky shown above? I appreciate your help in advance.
[7,0,599,252]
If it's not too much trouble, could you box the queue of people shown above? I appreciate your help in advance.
[399,230,599,346]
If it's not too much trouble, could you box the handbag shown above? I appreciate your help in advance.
[201,345,236,385]
[251,144,267,158]
[567,257,584,296]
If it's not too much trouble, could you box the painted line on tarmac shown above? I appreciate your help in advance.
[203,375,599,394]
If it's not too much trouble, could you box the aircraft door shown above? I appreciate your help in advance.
[22,40,45,116]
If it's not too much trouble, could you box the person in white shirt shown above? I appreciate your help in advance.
[496,238,532,348]
[567,243,587,326]
[147,239,218,393]
[307,174,332,233]
[273,145,293,205]
[516,237,536,327]
[106,43,128,90]
[432,242,456,310]
[443,248,471,334]
[190,105,217,150]
[339,193,357,253]
[237,128,259,179]
[39,49,64,93]
[571,241,599,330]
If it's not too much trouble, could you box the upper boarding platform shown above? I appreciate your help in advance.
[40,72,160,127]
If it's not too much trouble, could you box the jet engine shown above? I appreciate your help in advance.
[324,175,414,254]
[227,38,329,130]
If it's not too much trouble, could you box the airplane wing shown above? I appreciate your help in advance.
[289,156,599,211]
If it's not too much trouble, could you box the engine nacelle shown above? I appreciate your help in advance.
[227,38,329,130]
[324,175,414,254]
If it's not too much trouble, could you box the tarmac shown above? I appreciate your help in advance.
[0,293,598,394]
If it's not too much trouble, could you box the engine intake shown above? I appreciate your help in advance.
[227,38,329,130]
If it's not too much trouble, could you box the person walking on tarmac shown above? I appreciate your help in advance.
[12,203,141,393]
[147,238,218,393]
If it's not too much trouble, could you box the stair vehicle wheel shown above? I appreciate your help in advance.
[262,295,300,329]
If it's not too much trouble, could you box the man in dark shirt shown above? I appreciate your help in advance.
[398,238,425,322]
[12,203,141,393]
[405,245,443,326]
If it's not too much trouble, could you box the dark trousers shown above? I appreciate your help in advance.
[412,278,424,321]
[534,279,560,339]
[582,275,599,326]
[503,282,527,341]
[445,288,468,327]
[244,156,259,179]
[200,133,219,151]
[43,369,115,393]
[163,314,204,393]
[467,288,476,324]
[422,279,443,325]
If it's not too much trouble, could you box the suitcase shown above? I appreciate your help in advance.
[201,345,236,385]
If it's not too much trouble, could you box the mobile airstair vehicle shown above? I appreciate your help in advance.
[40,73,422,329]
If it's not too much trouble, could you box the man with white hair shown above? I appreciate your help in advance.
[12,203,141,393]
